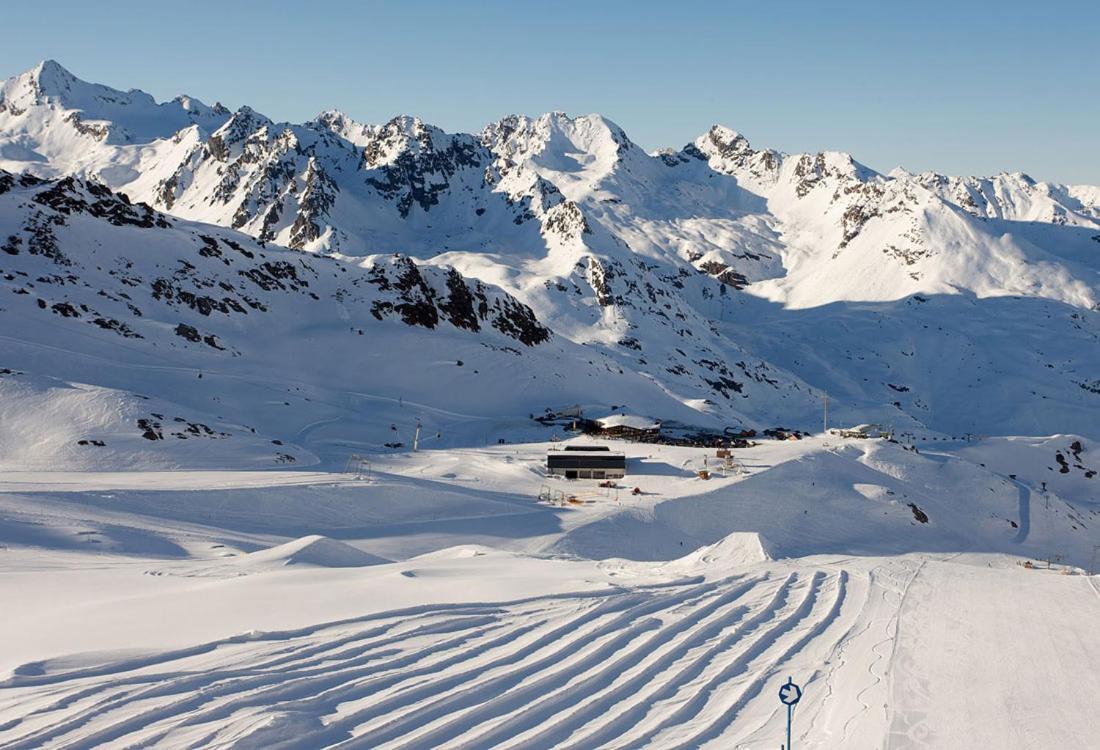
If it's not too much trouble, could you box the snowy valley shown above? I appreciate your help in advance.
[0,60,1098,749]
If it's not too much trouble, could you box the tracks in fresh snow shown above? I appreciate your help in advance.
[0,570,855,749]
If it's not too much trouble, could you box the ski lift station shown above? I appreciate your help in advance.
[547,445,626,480]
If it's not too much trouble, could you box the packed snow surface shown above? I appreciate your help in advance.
[1,435,1098,749]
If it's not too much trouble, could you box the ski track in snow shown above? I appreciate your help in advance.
[1088,574,1100,603]
[0,570,860,749]
[1009,481,1031,544]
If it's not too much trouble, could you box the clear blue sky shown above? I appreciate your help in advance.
[3,0,1097,183]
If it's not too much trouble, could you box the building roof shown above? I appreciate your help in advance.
[547,452,626,468]
[594,414,661,430]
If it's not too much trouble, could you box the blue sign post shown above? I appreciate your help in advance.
[778,675,802,750]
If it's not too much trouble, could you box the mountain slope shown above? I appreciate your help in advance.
[688,125,1100,309]
[4,170,758,466]
[1,60,1099,443]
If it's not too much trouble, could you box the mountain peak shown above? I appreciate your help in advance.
[381,114,429,137]
[700,125,753,156]
[1,60,233,151]
[481,111,637,172]
[171,94,211,114]
[33,59,78,89]
[208,105,273,149]
[2,59,82,108]
[308,109,377,147]
[542,111,632,144]
[708,124,748,143]
[312,108,351,127]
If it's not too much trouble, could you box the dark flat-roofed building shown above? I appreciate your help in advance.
[547,445,626,479]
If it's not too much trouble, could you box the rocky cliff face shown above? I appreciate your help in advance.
[0,169,550,351]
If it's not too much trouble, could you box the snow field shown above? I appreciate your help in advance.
[0,433,1097,748]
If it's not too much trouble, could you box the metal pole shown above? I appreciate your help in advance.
[787,702,792,750]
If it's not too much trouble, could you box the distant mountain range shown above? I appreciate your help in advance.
[1,60,1097,466]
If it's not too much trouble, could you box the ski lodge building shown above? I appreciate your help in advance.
[546,445,626,480]
[593,414,661,440]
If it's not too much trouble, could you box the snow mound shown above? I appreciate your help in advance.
[241,536,387,569]
[665,531,773,573]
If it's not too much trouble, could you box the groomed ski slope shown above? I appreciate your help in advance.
[1,435,1098,749]
[2,553,1098,748]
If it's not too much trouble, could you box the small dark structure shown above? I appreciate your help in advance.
[547,445,626,480]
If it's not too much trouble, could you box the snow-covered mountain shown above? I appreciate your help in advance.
[2,60,1098,451]
[3,62,1100,750]
[1,168,743,469]
[689,125,1099,309]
